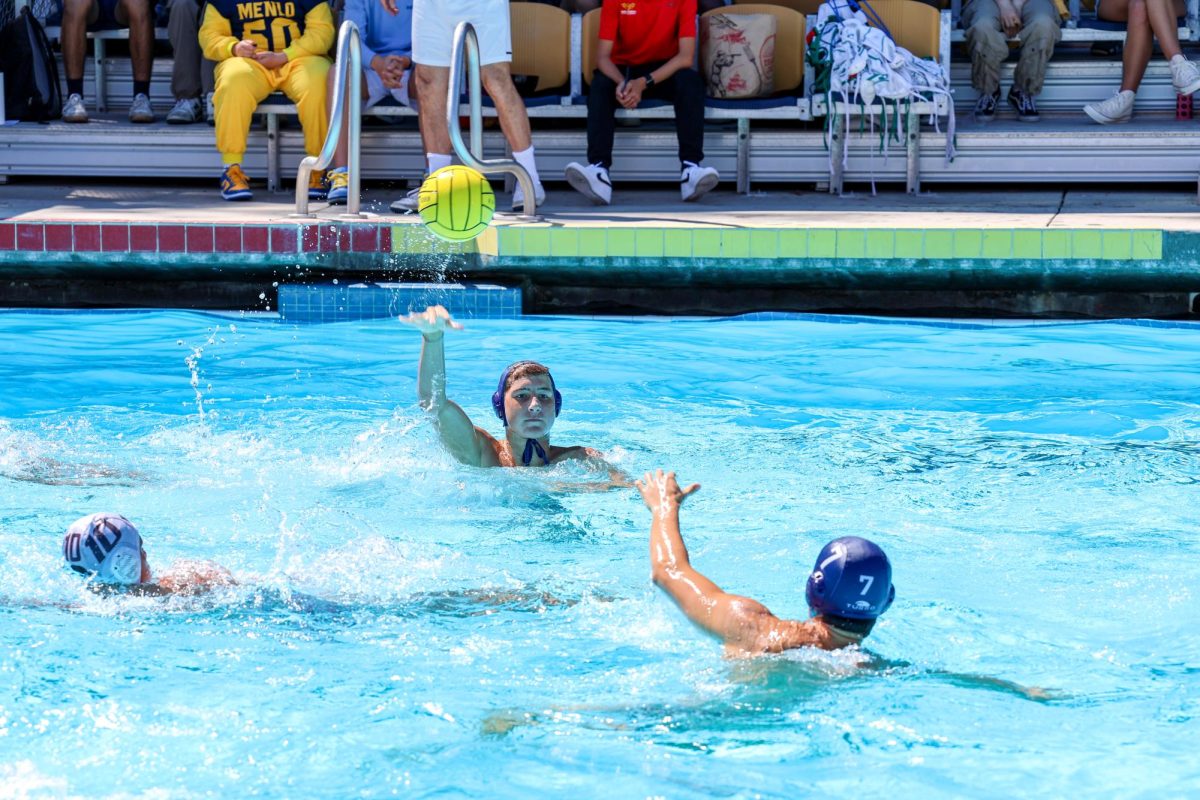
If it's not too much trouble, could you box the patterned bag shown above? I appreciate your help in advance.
[700,13,776,99]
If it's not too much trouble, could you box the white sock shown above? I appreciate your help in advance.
[1171,54,1187,64]
[512,146,541,186]
[426,153,452,175]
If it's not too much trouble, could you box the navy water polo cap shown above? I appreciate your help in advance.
[805,536,895,620]
[62,513,144,585]
[491,361,563,425]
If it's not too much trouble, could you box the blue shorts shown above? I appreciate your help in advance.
[91,0,130,31]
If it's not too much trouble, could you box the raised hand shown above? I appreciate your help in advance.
[635,469,700,514]
[400,304,465,339]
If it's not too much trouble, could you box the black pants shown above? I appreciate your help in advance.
[586,64,705,170]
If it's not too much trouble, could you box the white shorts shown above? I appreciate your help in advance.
[412,0,512,67]
[364,67,416,110]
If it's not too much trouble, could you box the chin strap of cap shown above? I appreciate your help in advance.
[521,438,549,466]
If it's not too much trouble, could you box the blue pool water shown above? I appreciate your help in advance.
[1,311,1198,797]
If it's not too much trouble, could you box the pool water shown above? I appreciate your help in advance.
[1,311,1197,798]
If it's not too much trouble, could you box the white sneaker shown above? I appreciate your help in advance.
[564,162,611,205]
[511,180,546,212]
[680,162,719,202]
[1084,90,1135,124]
[390,186,421,213]
[166,97,203,124]
[1170,54,1200,96]
[129,93,155,123]
[62,93,88,123]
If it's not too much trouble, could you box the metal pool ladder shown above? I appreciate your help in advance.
[294,20,539,220]
[294,20,364,218]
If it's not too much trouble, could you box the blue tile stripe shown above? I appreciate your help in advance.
[277,282,523,324]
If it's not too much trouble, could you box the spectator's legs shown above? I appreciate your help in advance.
[213,58,275,164]
[1120,0,1153,91]
[480,61,541,191]
[662,67,706,167]
[114,0,154,87]
[961,0,1007,97]
[1099,0,1185,90]
[481,62,532,152]
[1013,0,1061,96]
[281,56,333,157]
[414,64,453,174]
[586,70,619,169]
[167,0,205,100]
[60,0,100,89]
[1145,0,1188,59]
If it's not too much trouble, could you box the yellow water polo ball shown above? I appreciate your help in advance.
[418,165,495,242]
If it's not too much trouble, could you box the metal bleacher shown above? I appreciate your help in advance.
[7,0,1200,193]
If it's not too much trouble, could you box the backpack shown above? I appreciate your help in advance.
[0,7,62,122]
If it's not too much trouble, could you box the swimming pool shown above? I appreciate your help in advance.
[1,310,1197,797]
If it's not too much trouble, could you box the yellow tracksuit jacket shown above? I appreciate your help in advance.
[200,0,335,163]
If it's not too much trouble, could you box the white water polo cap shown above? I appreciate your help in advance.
[63,513,144,584]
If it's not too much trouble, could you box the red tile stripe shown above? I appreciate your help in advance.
[17,223,44,251]
[76,224,102,251]
[243,226,269,253]
[101,224,129,252]
[215,226,242,254]
[130,225,157,252]
[186,225,214,253]
[44,224,73,251]
[0,222,400,256]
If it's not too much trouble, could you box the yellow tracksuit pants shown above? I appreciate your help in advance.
[214,55,331,165]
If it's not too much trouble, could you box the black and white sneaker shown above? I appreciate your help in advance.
[564,162,612,205]
[973,88,1000,122]
[1008,88,1040,122]
[680,161,719,202]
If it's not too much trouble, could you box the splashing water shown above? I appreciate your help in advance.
[1,310,1198,798]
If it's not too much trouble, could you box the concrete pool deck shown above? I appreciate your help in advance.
[1,180,1199,316]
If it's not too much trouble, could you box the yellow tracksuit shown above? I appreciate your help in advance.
[200,0,335,165]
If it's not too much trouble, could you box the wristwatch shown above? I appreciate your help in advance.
[644,74,656,89]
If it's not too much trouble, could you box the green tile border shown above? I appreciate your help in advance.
[455,226,1168,263]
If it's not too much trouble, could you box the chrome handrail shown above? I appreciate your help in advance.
[448,22,538,218]
[294,20,363,218]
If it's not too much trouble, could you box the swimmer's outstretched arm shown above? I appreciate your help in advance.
[152,559,236,596]
[401,305,488,466]
[865,655,1060,702]
[638,470,823,655]
[550,448,634,492]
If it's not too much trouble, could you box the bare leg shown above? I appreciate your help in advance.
[1101,0,1187,91]
[60,0,98,83]
[415,64,452,159]
[1102,0,1154,91]
[481,62,532,153]
[1144,0,1189,59]
[116,0,154,84]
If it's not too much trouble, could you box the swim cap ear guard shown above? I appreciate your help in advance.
[805,536,895,620]
[62,513,144,585]
[491,362,563,426]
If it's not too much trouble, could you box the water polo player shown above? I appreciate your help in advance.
[636,470,895,656]
[402,305,627,480]
[63,512,235,596]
